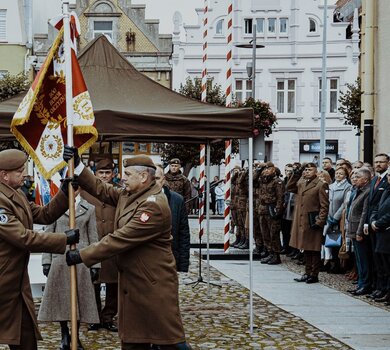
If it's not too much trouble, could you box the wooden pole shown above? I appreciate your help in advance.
[63,2,78,349]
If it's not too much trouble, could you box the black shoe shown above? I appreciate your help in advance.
[373,290,388,300]
[260,250,269,259]
[347,288,359,295]
[88,323,101,331]
[267,254,281,265]
[102,322,118,332]
[238,238,249,249]
[366,290,383,299]
[292,252,303,260]
[286,250,296,258]
[306,276,319,284]
[374,292,390,303]
[354,287,372,296]
[294,274,309,282]
[253,245,264,255]
[231,236,242,248]
[261,254,273,264]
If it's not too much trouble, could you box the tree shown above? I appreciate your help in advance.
[0,72,29,102]
[234,97,277,137]
[159,78,237,176]
[338,78,362,131]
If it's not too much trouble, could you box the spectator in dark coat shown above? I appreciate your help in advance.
[370,176,390,305]
[156,165,190,272]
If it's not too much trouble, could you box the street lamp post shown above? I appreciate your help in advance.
[235,22,264,335]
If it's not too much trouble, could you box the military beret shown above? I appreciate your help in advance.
[123,155,156,170]
[265,161,274,168]
[96,158,114,171]
[0,149,28,171]
[169,158,181,165]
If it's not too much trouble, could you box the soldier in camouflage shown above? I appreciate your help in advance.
[230,166,241,242]
[165,158,192,213]
[233,168,249,248]
[257,162,285,264]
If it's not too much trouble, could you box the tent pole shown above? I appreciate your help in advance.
[206,140,211,296]
[249,137,254,334]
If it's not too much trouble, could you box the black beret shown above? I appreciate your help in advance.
[0,149,28,170]
[123,155,156,170]
[169,158,181,165]
[96,158,114,171]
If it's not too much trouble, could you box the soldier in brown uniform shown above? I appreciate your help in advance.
[234,168,249,248]
[165,158,191,213]
[64,148,191,350]
[0,149,79,350]
[257,162,285,265]
[81,158,119,332]
[253,163,266,255]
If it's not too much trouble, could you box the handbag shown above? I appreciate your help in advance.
[308,211,319,228]
[325,226,342,248]
[267,203,278,218]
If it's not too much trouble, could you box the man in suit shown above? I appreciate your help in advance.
[0,149,79,350]
[287,163,329,284]
[81,158,119,332]
[64,147,192,350]
[364,153,389,300]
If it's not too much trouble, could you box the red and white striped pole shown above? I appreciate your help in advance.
[224,2,233,253]
[199,144,206,239]
[201,0,208,102]
[225,2,233,106]
[224,140,232,252]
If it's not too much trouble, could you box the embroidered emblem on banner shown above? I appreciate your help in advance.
[140,212,150,223]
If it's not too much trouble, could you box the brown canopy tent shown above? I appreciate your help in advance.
[0,35,253,142]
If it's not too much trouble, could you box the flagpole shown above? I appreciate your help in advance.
[63,2,78,349]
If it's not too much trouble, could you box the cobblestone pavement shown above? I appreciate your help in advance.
[2,225,382,349]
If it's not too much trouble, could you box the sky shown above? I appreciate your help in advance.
[131,0,203,34]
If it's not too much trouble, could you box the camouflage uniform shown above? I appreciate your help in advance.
[235,169,249,247]
[257,174,285,256]
[253,168,264,251]
[165,170,192,213]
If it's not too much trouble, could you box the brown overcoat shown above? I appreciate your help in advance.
[77,168,185,345]
[81,186,118,283]
[287,175,329,251]
[0,183,68,345]
[38,198,100,323]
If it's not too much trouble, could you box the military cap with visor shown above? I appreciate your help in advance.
[123,155,156,170]
[0,149,28,171]
[169,158,181,165]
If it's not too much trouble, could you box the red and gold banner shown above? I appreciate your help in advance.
[11,14,97,179]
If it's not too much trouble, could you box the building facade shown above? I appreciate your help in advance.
[0,0,31,77]
[172,0,360,168]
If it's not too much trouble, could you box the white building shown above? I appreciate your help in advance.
[172,0,360,168]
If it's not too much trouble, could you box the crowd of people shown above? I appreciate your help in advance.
[228,154,390,304]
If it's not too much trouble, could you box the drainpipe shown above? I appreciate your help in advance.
[362,0,375,164]
[24,0,33,75]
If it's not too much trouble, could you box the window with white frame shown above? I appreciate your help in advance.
[216,19,224,35]
[244,18,253,34]
[279,18,288,35]
[235,79,252,102]
[277,79,296,114]
[319,78,339,113]
[268,18,276,35]
[0,10,6,41]
[256,18,264,34]
[93,21,113,42]
[309,18,317,33]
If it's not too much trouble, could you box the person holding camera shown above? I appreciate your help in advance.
[287,162,329,284]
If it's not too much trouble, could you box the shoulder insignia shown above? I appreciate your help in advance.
[0,213,8,224]
[140,212,150,223]
[147,195,156,202]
